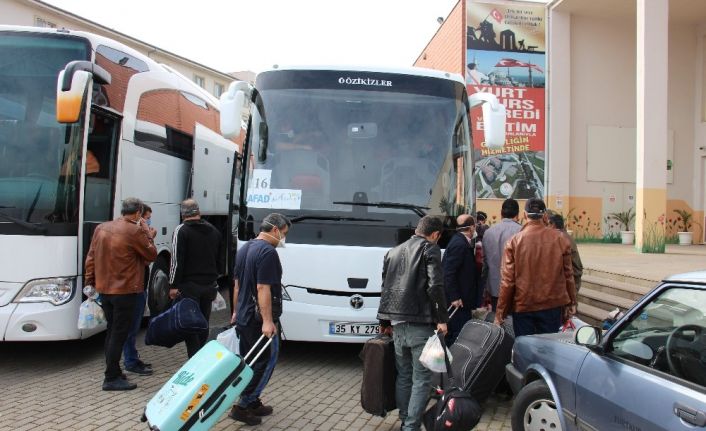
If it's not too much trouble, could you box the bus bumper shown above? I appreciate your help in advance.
[2,301,83,341]
[279,300,380,343]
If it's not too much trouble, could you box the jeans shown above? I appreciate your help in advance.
[178,281,218,358]
[393,322,434,431]
[122,291,146,368]
[237,320,280,408]
[101,293,138,381]
[513,307,562,337]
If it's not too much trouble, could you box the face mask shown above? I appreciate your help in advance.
[146,218,152,227]
[263,222,286,248]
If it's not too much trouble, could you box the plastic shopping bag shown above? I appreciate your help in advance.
[216,326,240,355]
[212,290,227,311]
[419,331,452,373]
[560,316,588,333]
[77,298,106,330]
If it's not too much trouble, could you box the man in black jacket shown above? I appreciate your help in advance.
[378,215,449,431]
[443,214,478,345]
[168,199,223,358]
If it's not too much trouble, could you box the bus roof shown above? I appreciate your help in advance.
[260,64,465,86]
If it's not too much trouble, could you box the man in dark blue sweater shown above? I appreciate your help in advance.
[168,199,224,358]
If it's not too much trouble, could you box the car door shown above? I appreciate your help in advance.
[575,284,706,430]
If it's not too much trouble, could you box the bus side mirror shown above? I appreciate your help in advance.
[469,92,506,149]
[56,61,111,124]
[220,81,250,139]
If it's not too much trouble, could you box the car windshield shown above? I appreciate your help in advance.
[246,87,472,218]
[0,33,89,232]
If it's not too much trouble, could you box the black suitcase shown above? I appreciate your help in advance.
[448,319,513,403]
[360,334,396,417]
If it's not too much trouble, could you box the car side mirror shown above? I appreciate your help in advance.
[575,325,602,347]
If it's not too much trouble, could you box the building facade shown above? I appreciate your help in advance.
[418,0,706,248]
[1,0,235,98]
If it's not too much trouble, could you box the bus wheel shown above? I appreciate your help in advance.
[148,255,172,316]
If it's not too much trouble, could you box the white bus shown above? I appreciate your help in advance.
[0,26,238,341]
[219,66,505,342]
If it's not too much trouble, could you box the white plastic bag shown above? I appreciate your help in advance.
[212,291,227,311]
[77,298,106,330]
[216,326,240,355]
[419,331,452,373]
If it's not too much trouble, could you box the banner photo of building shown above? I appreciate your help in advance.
[467,1,546,199]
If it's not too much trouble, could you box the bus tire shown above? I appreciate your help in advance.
[148,255,172,317]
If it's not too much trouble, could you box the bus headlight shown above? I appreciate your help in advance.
[14,277,75,306]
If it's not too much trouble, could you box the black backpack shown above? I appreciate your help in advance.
[424,333,482,430]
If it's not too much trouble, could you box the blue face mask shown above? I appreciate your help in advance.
[146,218,152,226]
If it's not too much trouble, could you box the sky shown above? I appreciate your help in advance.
[43,0,464,74]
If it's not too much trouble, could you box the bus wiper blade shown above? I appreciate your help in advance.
[333,201,429,217]
[289,215,384,223]
[0,210,47,233]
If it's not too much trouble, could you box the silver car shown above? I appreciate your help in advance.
[506,271,706,431]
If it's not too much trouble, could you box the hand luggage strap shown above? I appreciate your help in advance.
[437,331,455,387]
[242,334,273,366]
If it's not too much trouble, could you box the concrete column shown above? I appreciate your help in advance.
[635,0,668,252]
[546,8,571,212]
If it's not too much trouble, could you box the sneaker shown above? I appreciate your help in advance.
[248,399,273,417]
[102,377,137,391]
[228,405,262,426]
[125,363,153,376]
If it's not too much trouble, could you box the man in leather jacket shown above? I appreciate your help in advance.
[494,198,577,337]
[378,215,449,431]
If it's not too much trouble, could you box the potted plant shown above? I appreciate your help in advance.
[608,208,635,244]
[673,208,695,245]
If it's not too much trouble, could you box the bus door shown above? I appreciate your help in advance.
[81,107,121,265]
[191,123,237,215]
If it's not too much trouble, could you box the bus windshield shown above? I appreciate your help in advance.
[0,32,90,234]
[245,80,474,236]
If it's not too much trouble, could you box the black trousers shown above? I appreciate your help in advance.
[178,282,218,357]
[101,293,138,380]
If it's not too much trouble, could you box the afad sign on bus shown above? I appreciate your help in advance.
[466,0,546,200]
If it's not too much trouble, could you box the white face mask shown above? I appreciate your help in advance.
[264,222,286,248]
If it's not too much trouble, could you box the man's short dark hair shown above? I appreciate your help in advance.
[500,198,519,219]
[476,211,487,222]
[525,198,547,220]
[416,215,444,236]
[261,213,292,233]
[121,197,144,216]
[546,210,565,229]
[180,199,200,218]
[142,204,152,215]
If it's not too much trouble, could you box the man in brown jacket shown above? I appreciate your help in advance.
[85,197,157,391]
[494,198,577,337]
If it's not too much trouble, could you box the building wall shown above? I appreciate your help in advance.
[0,0,231,98]
[414,0,465,74]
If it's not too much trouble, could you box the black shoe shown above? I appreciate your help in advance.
[247,399,273,417]
[102,377,137,391]
[228,405,262,425]
[125,363,153,376]
[136,359,152,368]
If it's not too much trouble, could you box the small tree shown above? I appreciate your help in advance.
[608,208,635,232]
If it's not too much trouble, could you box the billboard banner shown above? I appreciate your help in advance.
[467,1,546,199]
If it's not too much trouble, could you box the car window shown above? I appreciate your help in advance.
[610,287,706,387]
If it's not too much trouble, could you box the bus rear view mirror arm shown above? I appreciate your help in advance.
[60,60,111,92]
[468,92,506,149]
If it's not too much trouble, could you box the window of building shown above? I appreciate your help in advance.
[214,83,224,98]
[194,75,205,88]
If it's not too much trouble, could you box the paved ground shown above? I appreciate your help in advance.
[0,308,512,431]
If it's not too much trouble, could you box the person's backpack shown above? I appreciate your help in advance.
[423,332,482,430]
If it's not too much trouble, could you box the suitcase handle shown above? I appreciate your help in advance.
[447,305,459,320]
[242,334,273,367]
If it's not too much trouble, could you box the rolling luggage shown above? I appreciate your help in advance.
[142,335,272,431]
[448,319,513,403]
[145,297,208,348]
[360,334,396,417]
